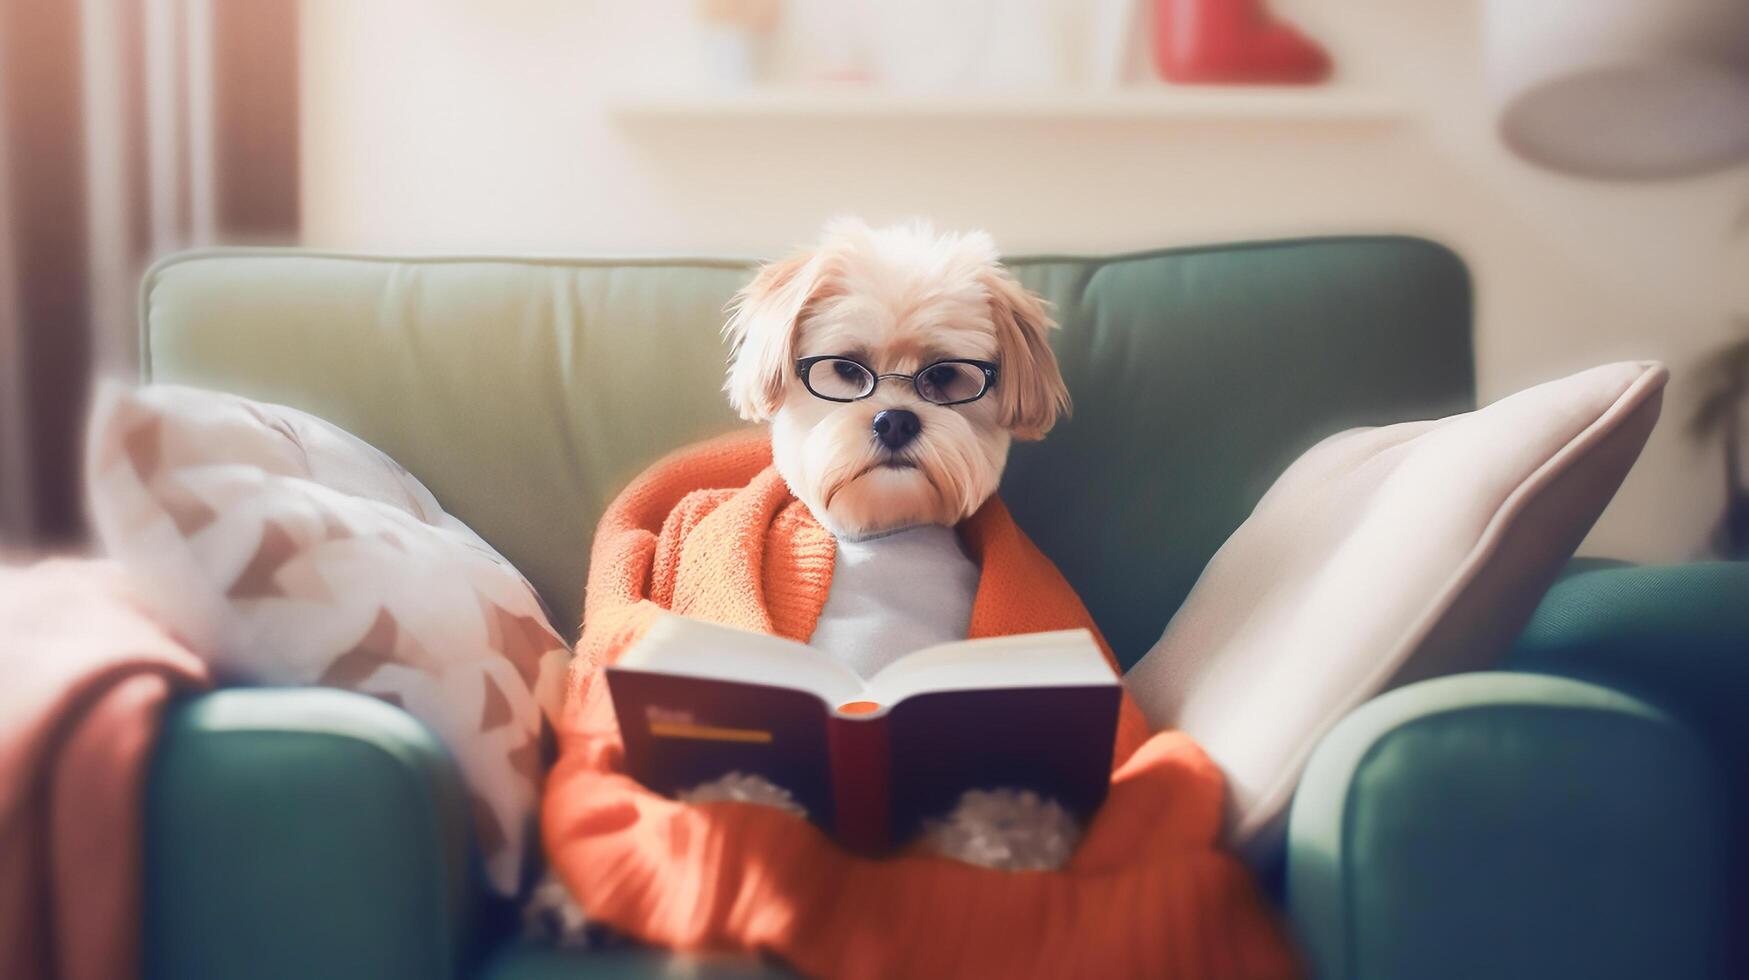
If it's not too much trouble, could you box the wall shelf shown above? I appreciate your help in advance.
[604,86,1405,124]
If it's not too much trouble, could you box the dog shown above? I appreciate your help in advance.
[528,219,1079,944]
[703,217,1080,863]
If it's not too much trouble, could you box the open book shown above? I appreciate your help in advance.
[606,614,1121,853]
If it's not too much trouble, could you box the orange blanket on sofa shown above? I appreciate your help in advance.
[0,560,210,980]
[543,431,1297,979]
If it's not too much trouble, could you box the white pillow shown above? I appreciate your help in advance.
[1124,361,1668,861]
[85,381,571,896]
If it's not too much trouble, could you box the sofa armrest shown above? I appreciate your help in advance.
[1287,672,1729,980]
[1513,560,1749,759]
[144,688,477,980]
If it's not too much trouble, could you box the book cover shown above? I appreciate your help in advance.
[606,615,1122,853]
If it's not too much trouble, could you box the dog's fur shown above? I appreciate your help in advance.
[724,218,1070,539]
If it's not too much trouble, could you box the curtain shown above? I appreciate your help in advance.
[0,0,298,555]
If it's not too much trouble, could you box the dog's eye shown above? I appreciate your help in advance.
[916,362,985,404]
[804,358,872,400]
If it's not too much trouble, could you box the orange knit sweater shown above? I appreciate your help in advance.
[543,431,1298,979]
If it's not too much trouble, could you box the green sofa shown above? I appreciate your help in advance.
[136,238,1747,979]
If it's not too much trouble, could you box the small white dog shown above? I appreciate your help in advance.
[528,219,1080,943]
[701,218,1082,867]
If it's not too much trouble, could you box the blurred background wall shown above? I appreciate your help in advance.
[298,0,1748,565]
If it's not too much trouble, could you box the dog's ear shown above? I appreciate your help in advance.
[985,268,1070,440]
[723,252,832,421]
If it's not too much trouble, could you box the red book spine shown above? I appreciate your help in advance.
[825,711,891,854]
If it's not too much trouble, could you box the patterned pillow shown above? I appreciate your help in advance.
[85,381,570,896]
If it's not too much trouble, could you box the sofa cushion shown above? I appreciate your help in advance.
[1126,361,1667,859]
[141,238,1474,662]
[87,382,569,895]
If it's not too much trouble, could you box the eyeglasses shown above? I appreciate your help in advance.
[796,355,999,406]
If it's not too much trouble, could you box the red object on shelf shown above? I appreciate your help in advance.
[1153,0,1332,85]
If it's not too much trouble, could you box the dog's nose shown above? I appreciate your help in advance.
[871,409,921,451]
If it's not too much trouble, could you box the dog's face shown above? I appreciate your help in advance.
[724,219,1069,538]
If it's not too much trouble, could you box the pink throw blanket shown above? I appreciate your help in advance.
[0,560,209,980]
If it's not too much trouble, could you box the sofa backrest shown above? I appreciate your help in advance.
[142,237,1473,666]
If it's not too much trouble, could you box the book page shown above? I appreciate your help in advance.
[865,629,1116,706]
[615,613,868,707]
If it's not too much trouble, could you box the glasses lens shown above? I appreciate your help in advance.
[915,361,988,404]
[805,358,874,400]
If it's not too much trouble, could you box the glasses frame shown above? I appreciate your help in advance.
[795,355,1000,406]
